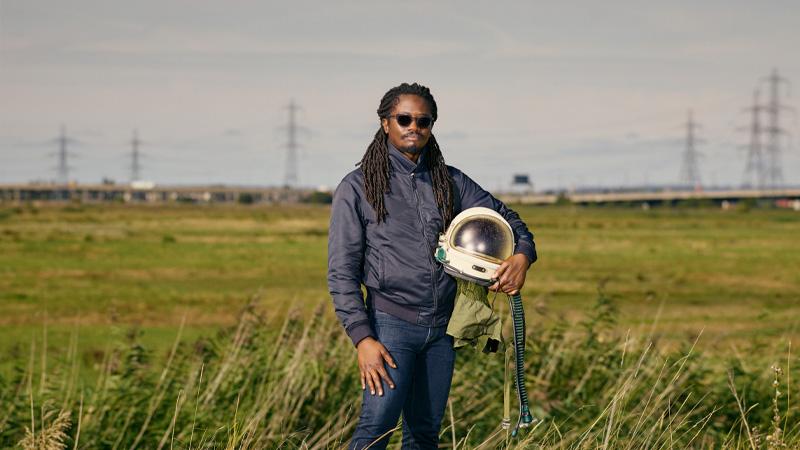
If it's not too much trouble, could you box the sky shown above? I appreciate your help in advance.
[1,0,799,191]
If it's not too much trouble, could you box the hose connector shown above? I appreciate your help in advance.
[519,405,534,427]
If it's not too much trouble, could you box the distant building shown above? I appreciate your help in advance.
[509,174,534,194]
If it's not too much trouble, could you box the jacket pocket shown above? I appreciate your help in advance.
[378,251,385,289]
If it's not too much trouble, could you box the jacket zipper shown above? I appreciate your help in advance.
[410,172,438,322]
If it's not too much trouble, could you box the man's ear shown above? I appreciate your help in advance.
[381,118,389,134]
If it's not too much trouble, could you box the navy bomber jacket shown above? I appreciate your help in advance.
[328,143,537,347]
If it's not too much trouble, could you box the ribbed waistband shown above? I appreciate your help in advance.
[368,289,451,328]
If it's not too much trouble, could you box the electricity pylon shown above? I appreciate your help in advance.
[762,68,792,187]
[51,125,76,184]
[130,129,143,182]
[741,90,765,189]
[280,99,309,188]
[679,110,703,189]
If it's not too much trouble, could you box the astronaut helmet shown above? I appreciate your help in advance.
[435,207,514,286]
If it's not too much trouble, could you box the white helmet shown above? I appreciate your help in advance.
[435,207,514,286]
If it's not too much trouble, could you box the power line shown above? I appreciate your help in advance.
[679,109,702,189]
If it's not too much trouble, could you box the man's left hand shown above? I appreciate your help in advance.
[488,253,531,295]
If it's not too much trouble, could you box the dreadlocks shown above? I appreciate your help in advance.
[358,82,455,227]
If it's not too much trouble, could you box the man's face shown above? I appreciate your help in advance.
[381,94,434,155]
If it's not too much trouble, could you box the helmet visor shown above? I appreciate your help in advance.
[450,215,514,264]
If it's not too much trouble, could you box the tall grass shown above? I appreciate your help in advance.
[1,290,796,449]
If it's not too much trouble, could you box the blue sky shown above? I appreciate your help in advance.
[1,1,798,190]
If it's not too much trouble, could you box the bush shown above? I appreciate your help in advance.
[302,191,333,204]
[238,193,255,205]
[554,192,572,206]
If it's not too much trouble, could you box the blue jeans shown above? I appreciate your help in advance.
[349,309,456,450]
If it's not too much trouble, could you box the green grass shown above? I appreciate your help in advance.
[1,202,799,447]
[1,203,797,352]
[0,204,329,370]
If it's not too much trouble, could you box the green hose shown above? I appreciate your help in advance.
[508,293,536,436]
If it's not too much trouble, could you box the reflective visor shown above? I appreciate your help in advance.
[449,215,513,264]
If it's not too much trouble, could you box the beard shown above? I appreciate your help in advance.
[400,133,425,154]
[402,143,421,154]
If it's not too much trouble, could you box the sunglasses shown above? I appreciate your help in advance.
[388,114,434,129]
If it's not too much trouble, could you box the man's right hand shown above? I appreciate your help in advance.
[356,337,397,396]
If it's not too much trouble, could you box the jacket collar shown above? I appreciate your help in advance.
[388,141,428,174]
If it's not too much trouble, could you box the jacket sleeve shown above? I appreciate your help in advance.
[455,170,538,265]
[327,178,376,347]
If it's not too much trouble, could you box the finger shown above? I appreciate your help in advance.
[494,262,509,278]
[369,368,384,396]
[510,275,523,294]
[377,366,395,390]
[381,348,397,369]
[365,369,377,395]
[489,281,499,291]
[360,369,366,390]
[498,274,510,292]
[504,276,519,294]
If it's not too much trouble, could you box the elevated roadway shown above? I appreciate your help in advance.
[500,188,800,206]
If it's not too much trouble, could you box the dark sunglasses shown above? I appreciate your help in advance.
[388,114,433,129]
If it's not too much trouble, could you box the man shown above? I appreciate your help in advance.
[328,82,537,449]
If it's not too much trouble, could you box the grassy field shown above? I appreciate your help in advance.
[1,202,798,351]
[0,202,798,448]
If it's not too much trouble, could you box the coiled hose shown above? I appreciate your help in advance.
[508,292,536,436]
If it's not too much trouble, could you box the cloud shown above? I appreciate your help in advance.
[53,25,470,61]
[2,1,799,188]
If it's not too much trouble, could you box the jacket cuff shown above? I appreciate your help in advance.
[514,239,538,265]
[347,321,376,348]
